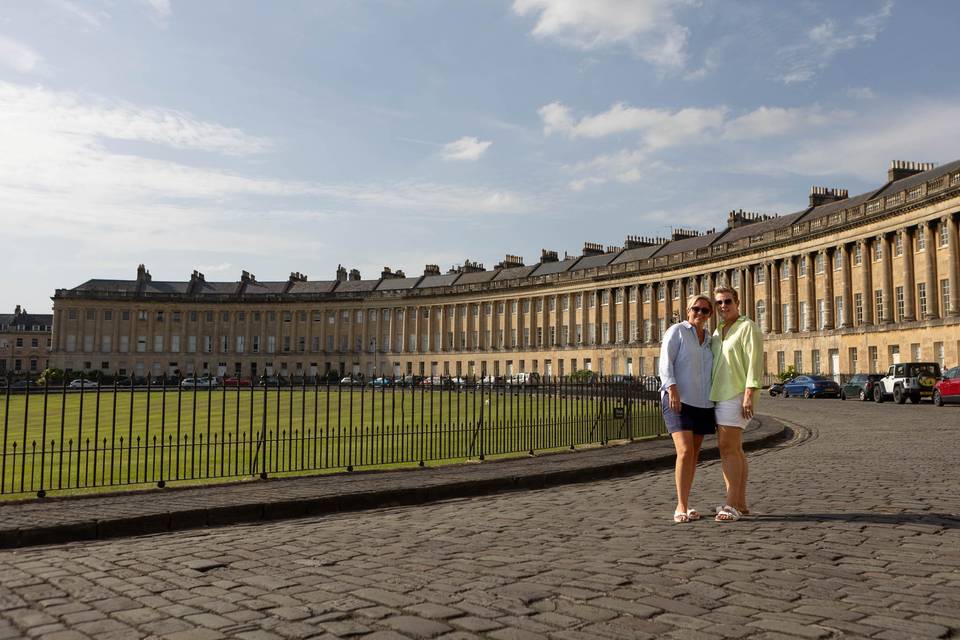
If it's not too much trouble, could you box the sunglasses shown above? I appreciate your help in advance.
[690,306,712,315]
[714,298,735,306]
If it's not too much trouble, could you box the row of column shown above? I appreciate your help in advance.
[53,214,960,357]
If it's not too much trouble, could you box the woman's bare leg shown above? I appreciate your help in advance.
[717,426,746,512]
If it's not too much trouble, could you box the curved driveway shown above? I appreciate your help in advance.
[0,399,957,639]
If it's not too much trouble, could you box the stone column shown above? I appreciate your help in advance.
[567,293,576,346]
[742,266,753,320]
[840,244,853,328]
[528,297,539,349]
[620,287,630,344]
[579,292,588,347]
[881,233,894,323]
[771,261,782,333]
[947,214,960,316]
[859,240,874,325]
[593,290,603,345]
[788,256,799,332]
[649,284,660,343]
[552,295,561,347]
[805,252,817,332]
[923,221,940,319]
[760,263,771,333]
[663,280,674,329]
[902,227,916,321]
[606,289,616,345]
[634,285,644,344]
[822,249,835,330]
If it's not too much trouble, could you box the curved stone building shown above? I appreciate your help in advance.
[51,159,960,382]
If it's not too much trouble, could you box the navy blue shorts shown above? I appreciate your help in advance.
[661,394,717,435]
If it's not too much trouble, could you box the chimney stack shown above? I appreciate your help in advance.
[423,264,441,276]
[727,210,776,228]
[808,186,848,208]
[349,269,361,281]
[336,265,347,282]
[888,160,936,183]
[582,242,605,257]
[540,249,559,263]
[495,255,524,269]
[671,228,702,241]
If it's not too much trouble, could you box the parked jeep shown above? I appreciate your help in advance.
[873,362,941,404]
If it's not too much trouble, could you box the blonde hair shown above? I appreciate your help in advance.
[712,285,739,305]
[685,294,713,313]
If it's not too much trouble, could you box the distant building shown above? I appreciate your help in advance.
[51,159,960,381]
[0,306,53,376]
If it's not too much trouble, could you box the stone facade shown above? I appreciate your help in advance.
[0,306,53,375]
[50,160,960,381]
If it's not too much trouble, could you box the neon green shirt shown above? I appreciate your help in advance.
[710,315,764,402]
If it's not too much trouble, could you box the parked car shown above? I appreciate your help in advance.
[222,376,252,387]
[783,375,841,399]
[181,377,219,389]
[840,373,884,401]
[68,379,100,389]
[368,376,393,388]
[339,376,362,386]
[768,379,789,397]
[873,362,941,404]
[933,366,960,406]
[257,375,288,387]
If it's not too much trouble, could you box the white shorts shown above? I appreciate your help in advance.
[715,394,750,429]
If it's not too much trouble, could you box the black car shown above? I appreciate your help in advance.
[769,381,784,397]
[840,373,884,401]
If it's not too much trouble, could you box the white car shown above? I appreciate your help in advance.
[68,379,99,389]
[181,377,219,389]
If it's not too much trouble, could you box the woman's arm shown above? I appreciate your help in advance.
[658,326,683,411]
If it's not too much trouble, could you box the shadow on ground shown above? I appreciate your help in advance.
[751,512,960,527]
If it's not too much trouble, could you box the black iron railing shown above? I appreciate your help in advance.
[0,376,665,499]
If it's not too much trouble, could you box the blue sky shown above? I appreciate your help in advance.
[3,0,959,313]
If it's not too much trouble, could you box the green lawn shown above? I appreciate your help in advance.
[0,386,664,499]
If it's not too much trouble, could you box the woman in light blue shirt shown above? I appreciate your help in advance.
[658,294,716,523]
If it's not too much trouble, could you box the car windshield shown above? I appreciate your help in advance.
[906,363,941,377]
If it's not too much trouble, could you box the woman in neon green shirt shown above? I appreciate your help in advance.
[710,285,763,522]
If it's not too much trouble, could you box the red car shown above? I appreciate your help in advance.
[222,376,252,387]
[933,366,960,406]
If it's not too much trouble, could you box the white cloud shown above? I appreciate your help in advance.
[512,0,693,73]
[723,105,851,141]
[441,136,492,161]
[846,86,876,100]
[0,35,42,73]
[779,101,960,180]
[48,0,106,29]
[0,82,272,156]
[777,1,893,84]
[0,81,529,260]
[144,0,172,25]
[540,100,726,150]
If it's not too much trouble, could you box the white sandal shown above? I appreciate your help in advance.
[714,505,742,522]
[686,508,701,521]
[673,511,690,523]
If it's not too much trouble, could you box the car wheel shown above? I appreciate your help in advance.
[840,390,846,401]
[933,389,944,407]
[873,386,884,403]
[803,388,811,399]
[783,389,789,398]
[858,389,867,401]
[769,388,776,397]
[893,386,905,404]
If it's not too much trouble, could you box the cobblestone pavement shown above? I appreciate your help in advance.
[0,399,958,639]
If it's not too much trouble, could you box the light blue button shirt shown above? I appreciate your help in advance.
[658,321,714,408]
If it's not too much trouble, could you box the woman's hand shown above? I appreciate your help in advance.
[742,387,756,420]
[667,385,681,413]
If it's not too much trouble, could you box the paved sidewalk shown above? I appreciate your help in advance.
[0,418,784,549]
[0,401,958,639]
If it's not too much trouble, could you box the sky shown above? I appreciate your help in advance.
[2,0,960,314]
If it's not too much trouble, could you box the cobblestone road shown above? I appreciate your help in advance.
[0,399,958,639]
